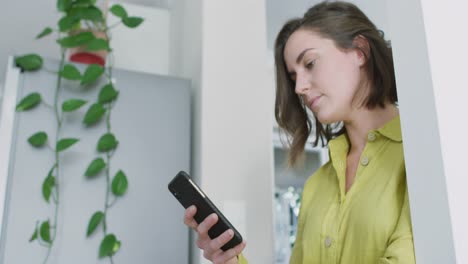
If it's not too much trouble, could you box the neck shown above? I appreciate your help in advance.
[344,104,399,154]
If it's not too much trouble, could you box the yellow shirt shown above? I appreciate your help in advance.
[290,116,415,264]
[239,115,415,264]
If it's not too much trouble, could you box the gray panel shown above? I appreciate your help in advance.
[0,58,190,263]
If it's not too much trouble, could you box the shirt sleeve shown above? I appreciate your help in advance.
[378,189,416,264]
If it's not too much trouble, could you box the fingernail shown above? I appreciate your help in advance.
[227,229,233,236]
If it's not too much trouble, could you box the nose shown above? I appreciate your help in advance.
[294,72,310,95]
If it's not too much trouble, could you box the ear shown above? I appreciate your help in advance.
[352,35,370,67]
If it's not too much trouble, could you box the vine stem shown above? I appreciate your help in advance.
[102,26,115,263]
[42,46,65,264]
[42,100,55,111]
[98,8,117,262]
[104,21,121,31]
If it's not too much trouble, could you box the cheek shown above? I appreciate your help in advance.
[322,56,361,104]
[313,56,361,123]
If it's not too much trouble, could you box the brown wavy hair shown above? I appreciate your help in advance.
[274,1,397,166]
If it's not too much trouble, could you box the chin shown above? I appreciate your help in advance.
[315,112,340,125]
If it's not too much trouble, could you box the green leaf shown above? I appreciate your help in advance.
[47,165,55,178]
[69,6,104,22]
[56,138,79,152]
[42,165,56,203]
[72,0,97,7]
[15,54,43,71]
[62,99,87,112]
[85,158,106,177]
[57,31,94,48]
[58,15,80,32]
[110,4,128,19]
[97,133,118,152]
[83,103,105,126]
[112,170,128,196]
[113,240,121,254]
[57,0,72,12]
[16,92,42,111]
[99,234,120,258]
[98,84,119,104]
[40,221,51,243]
[122,17,144,28]
[81,6,104,21]
[87,211,104,237]
[81,64,104,85]
[60,64,82,80]
[36,27,53,39]
[42,174,55,203]
[28,131,48,147]
[29,226,38,242]
[85,38,110,51]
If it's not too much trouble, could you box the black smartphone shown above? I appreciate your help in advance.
[168,171,243,251]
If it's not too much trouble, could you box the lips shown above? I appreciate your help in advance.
[308,95,322,109]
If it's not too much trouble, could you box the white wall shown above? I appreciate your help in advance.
[170,1,275,263]
[418,0,468,263]
[108,2,170,75]
[387,0,467,263]
[112,0,171,9]
[169,0,203,262]
[0,1,60,85]
[199,1,275,263]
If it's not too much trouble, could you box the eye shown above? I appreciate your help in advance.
[305,60,316,70]
[289,72,296,82]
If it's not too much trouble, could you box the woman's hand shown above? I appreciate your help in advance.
[184,205,247,264]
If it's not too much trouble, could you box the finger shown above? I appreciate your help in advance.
[197,213,218,239]
[211,240,244,262]
[196,237,208,251]
[212,241,247,264]
[203,249,215,262]
[208,229,234,253]
[183,205,198,229]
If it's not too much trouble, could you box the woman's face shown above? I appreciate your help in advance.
[283,29,366,124]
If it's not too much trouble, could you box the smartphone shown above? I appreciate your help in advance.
[168,171,243,251]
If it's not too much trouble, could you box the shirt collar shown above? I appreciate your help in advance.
[376,115,402,142]
[327,115,402,164]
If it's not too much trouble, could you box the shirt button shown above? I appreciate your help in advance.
[324,237,332,248]
[367,132,377,142]
[361,156,370,166]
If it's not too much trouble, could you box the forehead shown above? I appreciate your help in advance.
[283,29,333,68]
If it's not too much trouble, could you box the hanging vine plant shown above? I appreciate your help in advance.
[14,0,143,262]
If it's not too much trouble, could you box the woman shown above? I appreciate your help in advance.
[184,1,416,263]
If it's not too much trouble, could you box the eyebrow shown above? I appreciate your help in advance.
[288,48,315,76]
[296,48,315,64]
